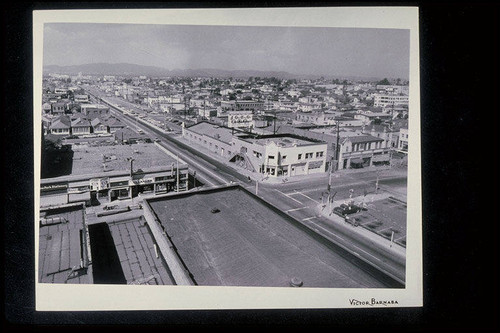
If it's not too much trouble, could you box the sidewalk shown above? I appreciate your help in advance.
[175,135,406,187]
[317,193,407,262]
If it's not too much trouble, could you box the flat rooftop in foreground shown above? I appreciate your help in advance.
[147,185,385,288]
[70,143,177,176]
[39,204,93,284]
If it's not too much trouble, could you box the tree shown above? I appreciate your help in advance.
[377,78,391,85]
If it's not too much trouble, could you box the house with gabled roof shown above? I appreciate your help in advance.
[105,116,126,133]
[49,115,71,136]
[91,117,108,134]
[71,117,92,135]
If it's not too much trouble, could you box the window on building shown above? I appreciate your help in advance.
[268,155,275,160]
[305,152,314,159]
[316,151,324,158]
[298,153,302,160]
[282,155,287,161]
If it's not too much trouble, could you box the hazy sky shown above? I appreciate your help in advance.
[43,23,410,79]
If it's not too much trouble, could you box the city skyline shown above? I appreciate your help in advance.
[43,23,410,80]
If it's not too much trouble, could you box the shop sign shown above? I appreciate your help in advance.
[40,183,68,192]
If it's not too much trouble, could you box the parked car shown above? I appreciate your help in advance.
[333,203,365,216]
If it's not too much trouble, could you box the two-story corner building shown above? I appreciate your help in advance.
[231,134,328,177]
[182,121,327,178]
[398,127,409,153]
[227,111,253,129]
[80,104,110,118]
[337,134,390,170]
[49,115,72,136]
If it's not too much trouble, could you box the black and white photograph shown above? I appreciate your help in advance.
[32,7,422,311]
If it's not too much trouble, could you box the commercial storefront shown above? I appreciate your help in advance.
[40,166,189,207]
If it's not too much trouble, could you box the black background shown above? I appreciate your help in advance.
[2,1,499,331]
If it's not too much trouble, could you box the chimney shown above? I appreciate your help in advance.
[129,158,134,177]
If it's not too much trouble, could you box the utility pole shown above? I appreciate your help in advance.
[176,154,180,192]
[273,113,276,134]
[335,121,340,171]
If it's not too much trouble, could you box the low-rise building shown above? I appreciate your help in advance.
[398,127,409,152]
[71,117,92,135]
[74,94,90,103]
[374,94,409,107]
[182,121,235,159]
[51,101,67,115]
[91,117,109,134]
[220,100,264,112]
[354,111,393,124]
[227,111,253,129]
[81,104,110,118]
[49,115,71,135]
[231,133,328,177]
[337,134,390,170]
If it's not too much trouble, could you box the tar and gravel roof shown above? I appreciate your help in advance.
[147,186,385,288]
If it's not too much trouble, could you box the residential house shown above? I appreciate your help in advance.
[49,115,71,136]
[51,102,66,115]
[106,117,126,133]
[91,118,109,134]
[71,117,92,136]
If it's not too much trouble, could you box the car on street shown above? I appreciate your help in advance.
[333,203,366,216]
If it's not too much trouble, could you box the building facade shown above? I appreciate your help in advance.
[231,134,328,177]
[227,111,253,129]
[337,135,390,170]
[374,94,409,107]
[40,165,189,207]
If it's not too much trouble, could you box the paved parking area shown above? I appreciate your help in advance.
[348,196,407,247]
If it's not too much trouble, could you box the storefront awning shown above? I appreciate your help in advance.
[68,192,91,203]
[372,154,390,162]
[111,176,131,182]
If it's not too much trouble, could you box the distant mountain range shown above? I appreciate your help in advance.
[43,62,385,81]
